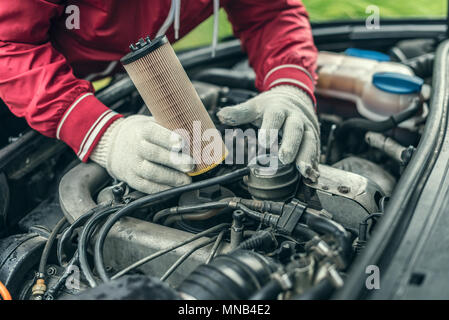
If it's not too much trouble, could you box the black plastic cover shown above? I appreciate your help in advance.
[120,35,168,65]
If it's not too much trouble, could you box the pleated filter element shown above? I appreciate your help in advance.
[121,36,227,176]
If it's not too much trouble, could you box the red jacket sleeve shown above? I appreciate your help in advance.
[223,0,318,105]
[0,0,121,161]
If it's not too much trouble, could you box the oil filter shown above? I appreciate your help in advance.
[121,36,227,176]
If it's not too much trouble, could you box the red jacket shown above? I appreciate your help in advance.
[0,0,317,161]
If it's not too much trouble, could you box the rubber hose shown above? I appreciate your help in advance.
[94,167,250,282]
[39,217,67,276]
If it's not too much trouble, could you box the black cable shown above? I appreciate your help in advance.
[153,198,284,225]
[235,203,269,222]
[379,196,389,213]
[358,212,383,243]
[110,223,230,281]
[153,201,229,223]
[236,230,276,251]
[152,208,171,223]
[160,237,217,281]
[336,98,421,140]
[233,203,351,264]
[153,197,276,225]
[78,205,123,288]
[206,229,226,264]
[234,203,318,242]
[39,217,67,277]
[57,204,110,266]
[362,212,383,223]
[94,167,249,283]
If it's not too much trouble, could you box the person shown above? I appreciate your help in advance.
[0,0,319,194]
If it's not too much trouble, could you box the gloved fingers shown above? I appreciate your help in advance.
[138,140,195,173]
[216,100,260,126]
[258,109,286,149]
[278,115,304,165]
[129,176,173,195]
[140,121,185,152]
[296,103,320,134]
[295,124,320,183]
[279,86,319,130]
[136,160,192,187]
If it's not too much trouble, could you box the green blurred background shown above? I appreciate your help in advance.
[173,0,447,51]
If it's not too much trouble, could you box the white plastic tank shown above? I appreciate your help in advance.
[316,51,428,129]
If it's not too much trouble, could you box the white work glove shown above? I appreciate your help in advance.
[90,115,194,194]
[217,85,320,182]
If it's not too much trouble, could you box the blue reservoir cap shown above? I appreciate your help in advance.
[345,48,390,62]
[372,72,424,94]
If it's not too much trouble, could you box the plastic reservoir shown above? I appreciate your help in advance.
[316,51,427,129]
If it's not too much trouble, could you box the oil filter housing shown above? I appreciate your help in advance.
[244,155,300,202]
[121,36,227,176]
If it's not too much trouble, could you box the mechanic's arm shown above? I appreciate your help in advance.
[219,0,320,181]
[0,0,192,194]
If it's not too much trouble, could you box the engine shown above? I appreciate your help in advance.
[0,38,434,300]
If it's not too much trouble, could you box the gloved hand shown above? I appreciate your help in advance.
[90,115,195,194]
[217,85,320,182]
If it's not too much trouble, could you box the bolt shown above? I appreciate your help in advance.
[338,186,350,194]
[322,185,329,191]
[401,145,415,166]
[46,266,57,276]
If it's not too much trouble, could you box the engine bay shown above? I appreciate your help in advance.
[0,36,437,300]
